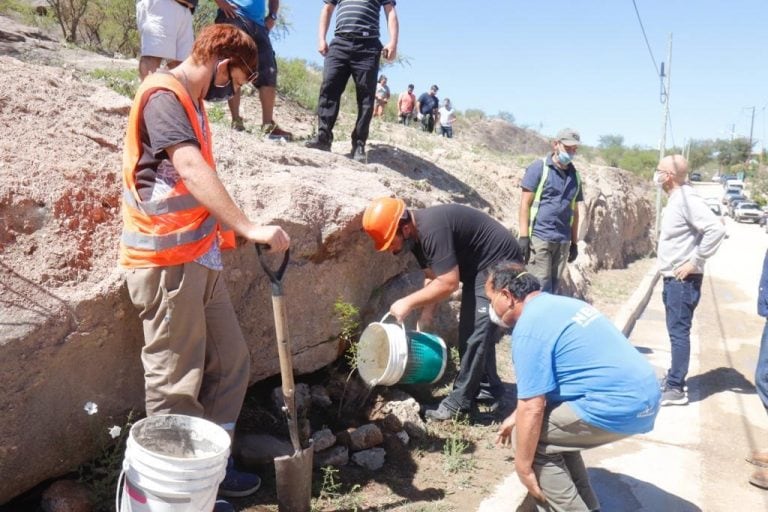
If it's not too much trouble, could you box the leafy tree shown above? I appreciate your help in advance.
[598,134,624,149]
[463,108,486,122]
[496,111,515,124]
[47,0,90,42]
[597,134,625,167]
[716,137,754,167]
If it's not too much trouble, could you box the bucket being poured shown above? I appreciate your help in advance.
[357,314,447,386]
[117,414,231,512]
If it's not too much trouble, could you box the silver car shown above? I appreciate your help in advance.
[733,202,762,223]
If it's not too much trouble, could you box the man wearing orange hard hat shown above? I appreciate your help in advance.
[362,197,523,421]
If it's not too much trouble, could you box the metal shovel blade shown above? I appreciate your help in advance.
[275,446,314,512]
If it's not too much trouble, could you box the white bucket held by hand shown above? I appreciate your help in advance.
[357,314,447,386]
[117,414,231,512]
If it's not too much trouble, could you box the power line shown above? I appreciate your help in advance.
[631,0,660,76]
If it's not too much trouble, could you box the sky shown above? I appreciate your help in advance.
[272,0,768,150]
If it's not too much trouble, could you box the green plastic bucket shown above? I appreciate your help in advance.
[358,314,447,386]
[400,331,447,384]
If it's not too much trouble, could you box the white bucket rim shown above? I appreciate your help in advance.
[358,314,409,386]
[128,414,231,463]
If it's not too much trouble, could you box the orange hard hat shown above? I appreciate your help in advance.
[362,197,406,251]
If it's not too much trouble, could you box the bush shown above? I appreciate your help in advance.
[88,67,139,98]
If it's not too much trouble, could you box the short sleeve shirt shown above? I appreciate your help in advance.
[511,293,660,435]
[135,85,222,270]
[418,92,439,115]
[521,155,584,243]
[410,204,522,284]
[326,0,396,39]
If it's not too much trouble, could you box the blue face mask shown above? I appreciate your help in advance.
[205,63,234,103]
[557,150,573,166]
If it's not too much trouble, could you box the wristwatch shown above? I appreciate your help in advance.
[267,12,277,20]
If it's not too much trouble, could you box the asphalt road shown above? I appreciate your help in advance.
[479,181,768,511]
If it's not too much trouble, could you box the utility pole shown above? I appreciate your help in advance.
[655,33,672,238]
[748,105,756,164]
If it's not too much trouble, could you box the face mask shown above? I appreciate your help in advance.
[488,295,513,330]
[653,170,667,187]
[557,150,572,166]
[205,63,234,103]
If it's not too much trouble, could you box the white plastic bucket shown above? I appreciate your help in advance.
[117,414,231,512]
[357,314,447,386]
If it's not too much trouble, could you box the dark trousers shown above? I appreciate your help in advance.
[757,320,768,413]
[662,275,703,390]
[443,270,504,412]
[316,36,381,147]
[421,112,435,133]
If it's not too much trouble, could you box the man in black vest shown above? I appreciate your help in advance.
[305,0,399,163]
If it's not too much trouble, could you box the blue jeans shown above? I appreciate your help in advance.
[757,320,768,413]
[662,275,703,390]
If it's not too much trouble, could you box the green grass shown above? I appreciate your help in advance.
[88,68,140,98]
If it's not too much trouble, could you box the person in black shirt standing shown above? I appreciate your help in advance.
[362,198,523,421]
[305,0,399,163]
[416,85,440,133]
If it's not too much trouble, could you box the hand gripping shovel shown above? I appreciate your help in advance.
[256,245,313,512]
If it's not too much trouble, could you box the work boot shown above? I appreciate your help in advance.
[749,468,768,489]
[231,117,245,132]
[747,450,768,468]
[305,136,331,151]
[351,142,366,163]
[214,499,235,512]
[218,456,261,498]
[262,122,293,141]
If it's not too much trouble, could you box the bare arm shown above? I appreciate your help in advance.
[265,0,279,30]
[389,265,460,322]
[519,189,534,237]
[382,4,398,61]
[168,143,289,250]
[317,3,335,55]
[515,395,546,502]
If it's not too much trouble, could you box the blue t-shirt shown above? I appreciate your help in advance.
[521,155,583,243]
[230,0,267,26]
[511,293,660,435]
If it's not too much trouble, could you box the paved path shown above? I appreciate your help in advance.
[479,182,768,511]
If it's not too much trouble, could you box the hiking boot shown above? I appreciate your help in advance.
[476,390,504,413]
[660,386,688,406]
[231,117,245,132]
[425,402,466,422]
[747,450,768,468]
[214,499,235,512]
[749,468,768,489]
[218,457,261,498]
[262,122,293,141]
[305,137,331,151]
[351,143,366,163]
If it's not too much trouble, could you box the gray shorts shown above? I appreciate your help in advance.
[215,12,278,88]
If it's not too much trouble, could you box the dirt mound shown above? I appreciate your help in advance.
[460,117,550,155]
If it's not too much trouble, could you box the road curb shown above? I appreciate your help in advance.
[613,266,660,337]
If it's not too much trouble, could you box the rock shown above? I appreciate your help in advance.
[351,447,386,471]
[310,385,333,407]
[381,398,427,440]
[313,445,349,468]
[343,424,384,452]
[237,434,293,466]
[41,480,92,512]
[271,383,311,417]
[395,430,410,445]
[311,428,336,452]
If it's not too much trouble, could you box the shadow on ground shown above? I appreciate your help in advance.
[590,467,702,511]
[687,366,755,403]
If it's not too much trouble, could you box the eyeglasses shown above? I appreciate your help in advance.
[239,57,259,83]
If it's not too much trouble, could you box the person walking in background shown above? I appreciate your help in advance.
[214,0,293,140]
[136,0,196,80]
[119,24,291,510]
[518,128,584,294]
[373,74,390,117]
[397,83,416,125]
[748,248,768,489]
[438,98,456,138]
[416,85,440,133]
[489,261,660,511]
[361,198,522,421]
[305,0,399,163]
[655,154,726,406]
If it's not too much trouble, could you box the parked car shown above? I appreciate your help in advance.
[727,196,748,217]
[720,174,738,186]
[711,173,722,183]
[690,172,702,182]
[733,202,762,223]
[723,190,745,206]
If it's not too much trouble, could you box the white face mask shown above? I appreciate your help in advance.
[653,170,667,187]
[488,295,512,330]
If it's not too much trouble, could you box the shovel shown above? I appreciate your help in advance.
[256,245,313,512]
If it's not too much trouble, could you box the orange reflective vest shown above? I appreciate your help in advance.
[119,73,235,268]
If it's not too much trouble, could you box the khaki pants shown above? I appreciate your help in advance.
[126,262,250,431]
[514,402,627,512]
[529,236,570,294]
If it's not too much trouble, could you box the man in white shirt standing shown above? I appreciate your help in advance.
[438,98,456,138]
[655,154,726,406]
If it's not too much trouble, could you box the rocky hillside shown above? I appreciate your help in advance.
[0,15,654,504]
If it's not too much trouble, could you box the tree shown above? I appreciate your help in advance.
[47,0,90,43]
[597,134,624,149]
[716,138,754,168]
[597,134,625,167]
[496,111,515,124]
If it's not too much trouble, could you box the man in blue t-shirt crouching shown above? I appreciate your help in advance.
[488,261,660,511]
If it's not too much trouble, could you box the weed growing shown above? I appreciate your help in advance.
[88,68,139,98]
[313,465,363,511]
